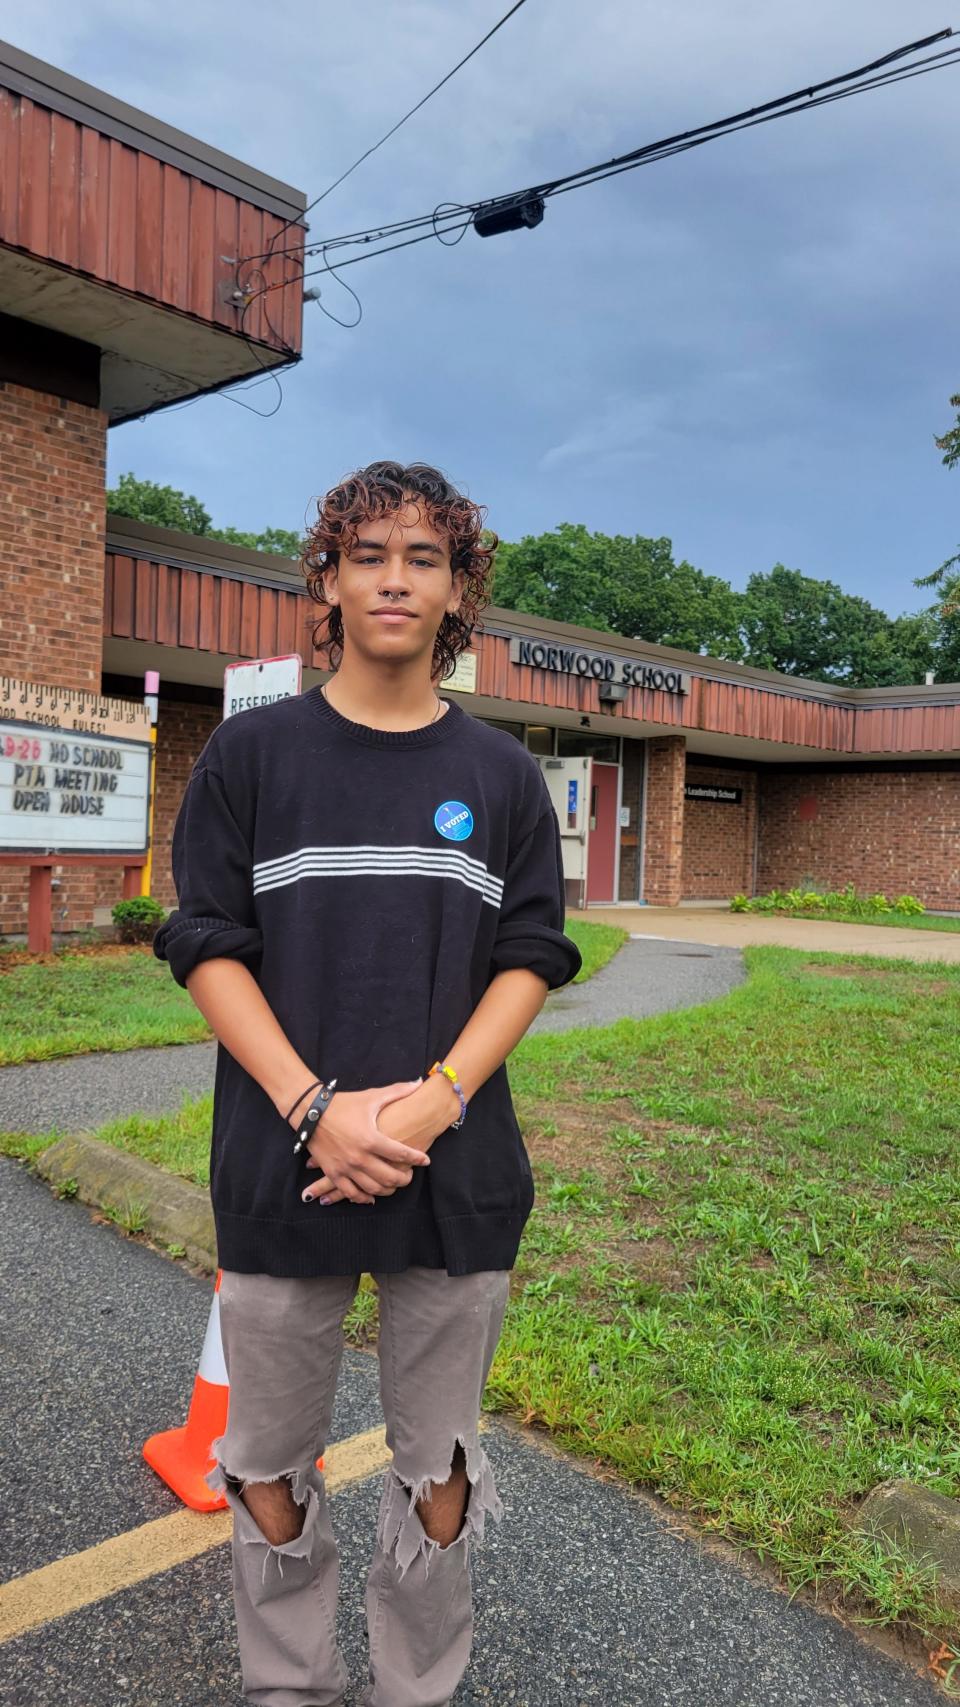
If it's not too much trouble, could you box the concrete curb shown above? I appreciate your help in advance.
[35,1133,216,1273]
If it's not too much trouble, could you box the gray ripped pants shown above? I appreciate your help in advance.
[208,1265,511,1707]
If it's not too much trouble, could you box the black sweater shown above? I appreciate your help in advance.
[153,686,582,1277]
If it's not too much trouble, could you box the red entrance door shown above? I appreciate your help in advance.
[585,761,619,903]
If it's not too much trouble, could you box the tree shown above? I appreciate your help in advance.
[738,564,932,685]
[912,392,960,683]
[107,472,212,535]
[935,392,960,471]
[106,473,302,558]
[492,523,744,658]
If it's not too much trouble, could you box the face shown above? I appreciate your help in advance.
[321,500,466,665]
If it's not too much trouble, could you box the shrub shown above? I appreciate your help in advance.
[729,887,925,921]
[112,895,167,944]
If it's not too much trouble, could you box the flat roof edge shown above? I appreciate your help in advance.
[0,37,307,220]
[106,513,299,577]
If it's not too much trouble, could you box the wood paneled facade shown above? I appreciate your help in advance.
[0,39,306,422]
[91,522,960,922]
[0,87,303,354]
[102,530,960,764]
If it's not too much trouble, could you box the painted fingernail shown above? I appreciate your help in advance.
[318,1194,332,1206]
[301,1189,313,1203]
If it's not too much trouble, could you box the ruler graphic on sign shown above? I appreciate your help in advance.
[0,676,152,741]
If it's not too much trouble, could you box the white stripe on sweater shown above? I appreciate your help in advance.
[252,843,504,907]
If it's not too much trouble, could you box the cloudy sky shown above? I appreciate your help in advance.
[4,1,959,617]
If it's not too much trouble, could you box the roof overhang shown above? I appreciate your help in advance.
[0,39,306,420]
[1,257,297,422]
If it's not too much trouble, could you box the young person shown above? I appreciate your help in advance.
[153,460,581,1707]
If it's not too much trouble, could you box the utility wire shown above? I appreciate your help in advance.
[545,39,960,201]
[252,24,955,278]
[259,0,531,263]
[167,24,960,418]
[242,26,958,301]
[522,25,954,203]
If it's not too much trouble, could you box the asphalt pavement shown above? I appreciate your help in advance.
[0,1156,942,1707]
[0,939,744,1136]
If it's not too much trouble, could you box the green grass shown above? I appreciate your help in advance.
[0,1096,213,1183]
[0,947,211,1065]
[0,919,621,1067]
[6,941,957,1638]
[561,917,627,981]
[490,946,960,1638]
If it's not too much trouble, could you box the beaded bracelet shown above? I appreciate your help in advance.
[428,1060,467,1129]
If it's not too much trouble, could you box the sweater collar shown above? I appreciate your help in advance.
[304,684,464,748]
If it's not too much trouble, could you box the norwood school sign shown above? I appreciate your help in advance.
[509,636,691,695]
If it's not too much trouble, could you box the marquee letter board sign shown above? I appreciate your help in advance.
[0,675,152,855]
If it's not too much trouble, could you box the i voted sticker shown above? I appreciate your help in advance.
[434,800,474,841]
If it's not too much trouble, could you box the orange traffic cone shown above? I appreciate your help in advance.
[144,1269,325,1513]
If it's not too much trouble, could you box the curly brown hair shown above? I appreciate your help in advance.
[300,460,497,681]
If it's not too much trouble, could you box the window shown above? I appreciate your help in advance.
[556,729,620,761]
[525,724,555,755]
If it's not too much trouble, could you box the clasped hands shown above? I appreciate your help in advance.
[288,1073,462,1207]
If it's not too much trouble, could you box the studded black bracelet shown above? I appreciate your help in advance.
[292,1079,339,1157]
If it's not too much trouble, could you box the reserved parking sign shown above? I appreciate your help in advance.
[223,655,302,721]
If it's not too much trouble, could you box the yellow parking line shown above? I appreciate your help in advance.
[0,1425,391,1646]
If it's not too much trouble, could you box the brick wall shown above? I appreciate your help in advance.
[0,380,109,938]
[618,738,643,900]
[682,763,758,899]
[642,736,686,905]
[0,382,107,689]
[149,698,221,912]
[757,768,960,909]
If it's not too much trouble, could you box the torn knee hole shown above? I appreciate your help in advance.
[214,1466,322,1585]
[414,1442,468,1512]
[377,1434,505,1579]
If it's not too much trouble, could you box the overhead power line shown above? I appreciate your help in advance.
[261,0,531,261]
[243,23,957,302]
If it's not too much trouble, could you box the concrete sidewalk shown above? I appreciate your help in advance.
[572,905,960,962]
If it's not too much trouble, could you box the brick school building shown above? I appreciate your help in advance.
[1,43,958,938]
[90,543,959,923]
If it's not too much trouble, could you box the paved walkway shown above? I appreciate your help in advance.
[0,1158,941,1706]
[529,935,742,1033]
[571,905,960,962]
[0,939,744,1134]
